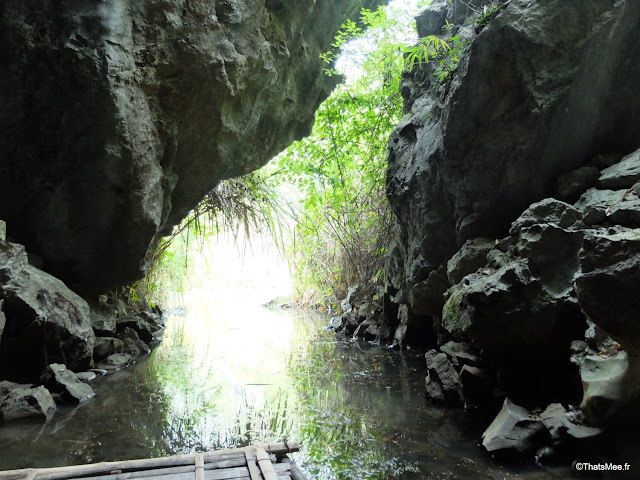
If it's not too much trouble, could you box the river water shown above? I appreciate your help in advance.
[0,289,573,479]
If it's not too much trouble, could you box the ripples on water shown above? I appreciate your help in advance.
[0,291,573,479]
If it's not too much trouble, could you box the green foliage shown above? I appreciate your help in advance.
[476,2,506,29]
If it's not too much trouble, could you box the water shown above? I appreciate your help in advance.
[0,290,573,479]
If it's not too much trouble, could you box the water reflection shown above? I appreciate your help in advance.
[0,292,572,479]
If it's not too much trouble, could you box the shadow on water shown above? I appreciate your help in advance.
[0,291,574,479]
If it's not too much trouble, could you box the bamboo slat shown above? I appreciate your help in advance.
[243,450,261,480]
[279,458,309,480]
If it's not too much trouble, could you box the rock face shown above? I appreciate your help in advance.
[0,0,384,293]
[386,0,640,311]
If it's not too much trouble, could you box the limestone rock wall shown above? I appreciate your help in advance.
[0,0,383,293]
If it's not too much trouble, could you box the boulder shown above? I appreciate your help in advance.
[579,351,632,424]
[439,341,481,368]
[598,149,640,189]
[575,188,640,228]
[446,238,493,286]
[509,199,583,235]
[116,314,159,344]
[574,228,640,353]
[93,337,124,362]
[0,301,4,342]
[482,398,549,455]
[117,327,151,356]
[75,371,97,383]
[0,264,95,377]
[41,363,95,404]
[0,220,5,241]
[95,353,132,372]
[90,307,118,337]
[0,385,56,422]
[0,240,28,284]
[424,349,463,404]
[0,0,385,294]
[0,380,26,400]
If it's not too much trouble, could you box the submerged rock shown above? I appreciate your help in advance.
[0,385,56,422]
[425,349,463,404]
[41,363,95,404]
[95,353,133,372]
[482,398,549,455]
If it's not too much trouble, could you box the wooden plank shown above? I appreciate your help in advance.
[244,449,261,480]
[273,464,291,474]
[76,465,195,479]
[279,458,309,480]
[255,449,278,480]
[257,442,299,455]
[203,466,251,479]
[195,453,204,480]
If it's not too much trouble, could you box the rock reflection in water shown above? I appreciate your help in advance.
[0,292,572,479]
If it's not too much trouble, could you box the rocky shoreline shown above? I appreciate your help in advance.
[0,224,164,423]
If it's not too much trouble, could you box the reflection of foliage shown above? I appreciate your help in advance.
[147,324,223,452]
[287,330,418,479]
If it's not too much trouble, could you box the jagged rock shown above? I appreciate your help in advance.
[446,238,493,286]
[0,264,95,377]
[0,300,5,342]
[555,166,600,203]
[386,0,640,324]
[443,223,586,360]
[75,371,97,383]
[140,310,165,326]
[482,398,549,455]
[0,0,385,293]
[509,199,583,235]
[575,188,640,227]
[90,307,118,337]
[0,220,5,241]
[0,380,27,400]
[439,341,481,368]
[415,0,494,37]
[424,349,463,404]
[459,364,492,403]
[95,353,132,372]
[116,314,159,344]
[579,351,632,424]
[409,264,448,316]
[0,385,56,422]
[541,403,602,442]
[598,149,640,189]
[0,240,28,283]
[118,327,151,356]
[41,363,95,404]
[575,228,640,353]
[93,337,124,363]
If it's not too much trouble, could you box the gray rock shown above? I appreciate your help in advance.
[93,337,124,363]
[442,224,585,361]
[0,264,95,375]
[446,238,494,286]
[540,403,568,442]
[425,349,463,404]
[386,0,640,328]
[0,380,28,401]
[0,240,28,284]
[0,301,4,342]
[482,398,549,455]
[116,314,159,344]
[89,369,108,376]
[0,385,56,422]
[75,371,97,383]
[509,199,583,235]
[0,220,5,241]
[579,351,631,424]
[555,166,600,203]
[90,307,118,337]
[575,228,640,352]
[599,149,640,189]
[409,264,449,316]
[0,0,385,293]
[439,341,481,368]
[118,327,151,356]
[574,188,640,227]
[41,363,96,404]
[95,353,132,372]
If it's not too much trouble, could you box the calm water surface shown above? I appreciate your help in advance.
[0,290,572,479]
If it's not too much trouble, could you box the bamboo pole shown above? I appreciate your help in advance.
[280,458,310,480]
[243,450,261,480]
[195,453,204,480]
